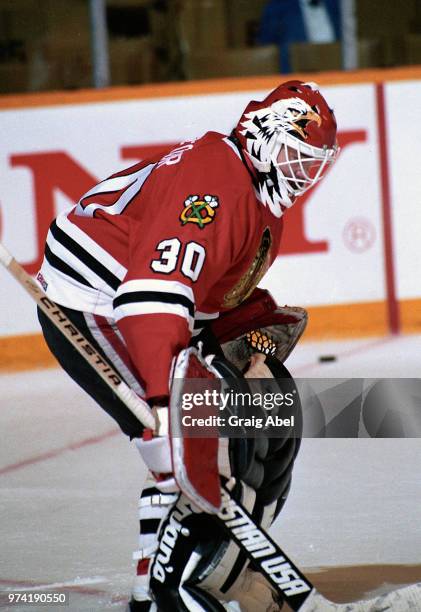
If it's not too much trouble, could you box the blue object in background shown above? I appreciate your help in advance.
[258,0,341,73]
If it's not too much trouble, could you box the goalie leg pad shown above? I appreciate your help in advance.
[183,481,282,611]
[170,346,224,514]
[135,436,173,475]
[132,477,178,605]
[149,494,228,611]
[212,356,302,514]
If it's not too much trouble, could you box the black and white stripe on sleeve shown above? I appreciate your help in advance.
[113,279,195,330]
[44,213,127,293]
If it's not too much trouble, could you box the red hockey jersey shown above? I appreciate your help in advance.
[39,132,283,399]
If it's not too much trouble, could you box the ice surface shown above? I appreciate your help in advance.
[0,334,420,610]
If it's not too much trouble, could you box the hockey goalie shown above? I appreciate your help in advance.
[36,81,338,610]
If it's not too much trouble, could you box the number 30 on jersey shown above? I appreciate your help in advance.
[151,238,206,282]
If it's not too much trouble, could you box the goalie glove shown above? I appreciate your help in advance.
[212,288,307,371]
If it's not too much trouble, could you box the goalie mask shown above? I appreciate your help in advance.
[235,80,338,217]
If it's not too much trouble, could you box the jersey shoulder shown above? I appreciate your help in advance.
[154,132,253,194]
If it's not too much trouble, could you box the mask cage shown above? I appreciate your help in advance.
[270,130,338,198]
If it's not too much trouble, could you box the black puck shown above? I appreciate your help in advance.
[318,355,337,363]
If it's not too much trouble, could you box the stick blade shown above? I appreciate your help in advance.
[301,582,421,611]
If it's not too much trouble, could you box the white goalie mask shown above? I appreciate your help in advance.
[235,80,339,217]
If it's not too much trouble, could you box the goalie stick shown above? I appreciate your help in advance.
[0,243,155,430]
[1,242,420,611]
[217,481,421,611]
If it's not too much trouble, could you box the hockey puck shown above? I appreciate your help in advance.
[318,355,337,363]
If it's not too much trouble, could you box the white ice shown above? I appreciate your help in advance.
[0,334,420,610]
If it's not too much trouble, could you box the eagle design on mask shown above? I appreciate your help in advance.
[241,97,321,144]
[239,98,323,217]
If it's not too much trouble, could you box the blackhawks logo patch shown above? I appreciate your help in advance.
[180,195,219,229]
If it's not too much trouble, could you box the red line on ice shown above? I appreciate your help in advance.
[0,577,109,596]
[0,429,119,476]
